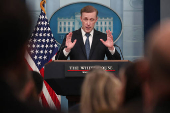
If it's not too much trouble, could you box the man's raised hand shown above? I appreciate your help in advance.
[100,30,114,50]
[65,32,77,52]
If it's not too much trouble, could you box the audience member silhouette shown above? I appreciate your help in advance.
[0,0,62,113]
[142,19,170,113]
[80,66,121,113]
[118,60,145,113]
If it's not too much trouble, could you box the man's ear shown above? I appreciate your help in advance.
[95,17,98,22]
[80,16,82,22]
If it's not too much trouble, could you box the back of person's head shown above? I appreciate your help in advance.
[141,19,170,113]
[80,66,121,113]
[80,5,98,17]
[8,64,35,102]
[144,19,170,82]
[0,0,31,70]
[0,1,62,113]
[31,71,43,97]
[119,60,144,106]
[0,0,33,103]
[20,73,35,102]
[142,20,170,100]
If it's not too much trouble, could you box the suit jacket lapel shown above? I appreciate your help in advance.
[89,29,100,59]
[76,28,87,58]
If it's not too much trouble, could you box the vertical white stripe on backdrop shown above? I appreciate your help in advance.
[46,0,60,21]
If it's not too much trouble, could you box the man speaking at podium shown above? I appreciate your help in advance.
[55,5,121,60]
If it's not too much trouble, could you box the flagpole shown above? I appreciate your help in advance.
[40,0,46,14]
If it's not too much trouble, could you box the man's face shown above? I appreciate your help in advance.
[80,12,98,33]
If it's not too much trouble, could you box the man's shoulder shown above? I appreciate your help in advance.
[94,29,107,38]
[72,28,81,34]
[94,29,106,35]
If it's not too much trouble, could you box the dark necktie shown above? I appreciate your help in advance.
[85,33,90,59]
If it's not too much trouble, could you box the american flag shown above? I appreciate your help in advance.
[25,7,61,110]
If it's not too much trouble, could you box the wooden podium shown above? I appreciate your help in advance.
[44,60,130,107]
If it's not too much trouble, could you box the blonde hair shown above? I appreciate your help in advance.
[80,67,121,113]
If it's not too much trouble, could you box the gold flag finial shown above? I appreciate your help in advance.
[40,0,46,14]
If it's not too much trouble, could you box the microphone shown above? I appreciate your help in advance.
[56,45,67,60]
[114,44,124,60]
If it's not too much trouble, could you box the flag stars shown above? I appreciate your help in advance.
[34,55,37,60]
[50,38,54,43]
[46,39,49,43]
[35,50,39,54]
[41,44,44,48]
[39,33,42,37]
[47,33,50,37]
[49,50,52,54]
[43,33,46,37]
[39,15,42,19]
[30,50,34,54]
[40,50,43,54]
[33,39,37,43]
[43,55,47,60]
[35,33,38,37]
[45,44,48,48]
[47,27,50,31]
[42,39,45,43]
[44,21,47,26]
[32,44,35,48]
[41,15,44,19]
[38,22,41,25]
[38,39,41,42]
[40,27,43,31]
[37,27,39,31]
[54,44,58,48]
[28,12,59,70]
[37,61,41,66]
[39,56,42,59]
[44,27,47,31]
[50,44,53,48]
[44,50,48,54]
[36,44,40,48]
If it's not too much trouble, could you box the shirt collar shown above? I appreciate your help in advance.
[81,28,94,37]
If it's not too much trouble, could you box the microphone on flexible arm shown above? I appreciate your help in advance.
[56,45,67,60]
[114,44,124,60]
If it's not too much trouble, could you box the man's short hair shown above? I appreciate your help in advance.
[80,5,98,17]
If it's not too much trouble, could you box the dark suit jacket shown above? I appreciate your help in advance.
[55,28,121,60]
